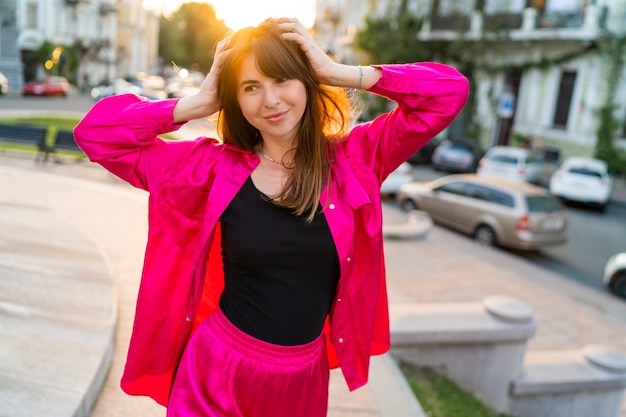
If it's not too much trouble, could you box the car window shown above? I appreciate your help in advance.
[484,189,515,207]
[465,184,492,200]
[526,196,561,212]
[568,167,603,178]
[525,155,537,164]
[448,143,471,152]
[489,154,518,164]
[435,181,468,195]
[462,184,515,207]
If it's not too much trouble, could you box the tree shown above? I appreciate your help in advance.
[355,14,425,65]
[594,35,626,176]
[354,13,475,137]
[159,2,230,73]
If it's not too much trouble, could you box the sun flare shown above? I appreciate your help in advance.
[144,0,316,31]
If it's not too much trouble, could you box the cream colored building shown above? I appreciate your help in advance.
[1,0,159,90]
[314,0,626,158]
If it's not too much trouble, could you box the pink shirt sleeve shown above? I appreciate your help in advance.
[345,62,470,182]
[73,94,197,190]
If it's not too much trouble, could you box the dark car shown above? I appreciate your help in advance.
[408,136,443,165]
[431,139,483,173]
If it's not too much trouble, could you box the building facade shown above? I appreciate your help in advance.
[314,0,626,160]
[0,0,159,93]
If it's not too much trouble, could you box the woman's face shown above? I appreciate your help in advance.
[236,54,307,144]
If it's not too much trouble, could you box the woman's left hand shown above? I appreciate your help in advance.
[277,18,337,85]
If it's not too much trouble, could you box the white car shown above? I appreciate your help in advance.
[0,71,8,95]
[603,252,626,298]
[477,146,543,184]
[381,162,414,196]
[549,156,612,211]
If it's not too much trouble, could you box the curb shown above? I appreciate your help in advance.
[369,353,427,417]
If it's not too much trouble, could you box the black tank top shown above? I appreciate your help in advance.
[218,176,340,346]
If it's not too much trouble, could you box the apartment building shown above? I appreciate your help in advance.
[0,0,159,92]
[314,0,626,159]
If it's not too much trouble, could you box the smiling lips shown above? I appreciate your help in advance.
[263,110,288,122]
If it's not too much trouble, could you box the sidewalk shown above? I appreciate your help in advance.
[0,154,423,417]
[1,151,626,417]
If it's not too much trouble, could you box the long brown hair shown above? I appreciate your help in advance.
[217,18,351,221]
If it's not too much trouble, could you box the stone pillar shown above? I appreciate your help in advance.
[389,295,536,413]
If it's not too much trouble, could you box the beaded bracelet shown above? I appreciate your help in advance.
[357,65,363,90]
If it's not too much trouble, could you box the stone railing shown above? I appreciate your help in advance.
[389,295,626,417]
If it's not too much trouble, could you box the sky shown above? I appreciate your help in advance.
[143,0,317,30]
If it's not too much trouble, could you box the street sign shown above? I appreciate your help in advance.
[497,91,516,119]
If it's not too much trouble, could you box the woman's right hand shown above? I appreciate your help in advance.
[173,36,232,123]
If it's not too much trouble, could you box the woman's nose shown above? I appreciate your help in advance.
[264,86,281,106]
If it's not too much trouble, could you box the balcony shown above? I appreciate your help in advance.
[422,5,607,41]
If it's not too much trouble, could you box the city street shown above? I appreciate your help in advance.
[408,165,626,294]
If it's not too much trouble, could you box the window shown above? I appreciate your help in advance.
[553,70,576,128]
[489,155,519,164]
[568,167,603,178]
[484,0,526,13]
[526,196,562,212]
[462,184,514,207]
[464,184,489,200]
[438,0,474,15]
[485,189,515,207]
[545,0,585,13]
[436,181,468,195]
[26,3,37,29]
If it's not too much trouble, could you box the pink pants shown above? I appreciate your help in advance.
[167,307,330,417]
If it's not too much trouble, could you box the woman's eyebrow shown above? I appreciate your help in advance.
[239,79,258,87]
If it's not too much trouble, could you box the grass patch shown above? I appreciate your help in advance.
[400,362,516,417]
[0,116,81,131]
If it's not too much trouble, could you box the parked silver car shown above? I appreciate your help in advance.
[396,174,567,250]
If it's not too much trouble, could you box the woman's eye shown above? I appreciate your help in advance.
[244,85,258,93]
[276,77,289,84]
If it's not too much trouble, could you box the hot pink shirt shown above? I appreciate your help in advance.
[74,62,469,406]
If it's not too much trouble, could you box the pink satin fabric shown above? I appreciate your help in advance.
[167,307,330,417]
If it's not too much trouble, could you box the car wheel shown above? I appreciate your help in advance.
[474,225,497,247]
[399,198,418,212]
[610,271,626,299]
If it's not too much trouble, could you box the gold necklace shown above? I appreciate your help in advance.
[259,144,294,165]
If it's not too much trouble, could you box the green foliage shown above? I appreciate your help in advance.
[159,2,230,73]
[594,35,626,176]
[354,14,425,64]
[401,363,516,417]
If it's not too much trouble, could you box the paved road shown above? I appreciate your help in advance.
[408,164,626,293]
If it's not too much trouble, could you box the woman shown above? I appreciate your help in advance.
[74,17,469,417]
